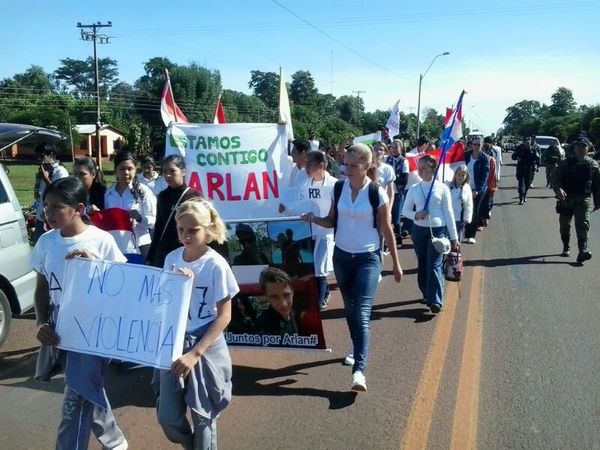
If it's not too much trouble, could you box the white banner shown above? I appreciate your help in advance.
[386,100,400,137]
[166,123,290,221]
[56,258,193,369]
[353,131,382,146]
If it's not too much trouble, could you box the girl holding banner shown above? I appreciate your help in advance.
[30,176,128,450]
[155,198,239,449]
[302,144,403,392]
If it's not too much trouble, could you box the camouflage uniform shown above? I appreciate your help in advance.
[553,153,600,262]
[544,143,564,188]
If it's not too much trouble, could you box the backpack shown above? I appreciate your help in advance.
[333,179,379,235]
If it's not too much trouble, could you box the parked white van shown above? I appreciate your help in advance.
[0,164,37,346]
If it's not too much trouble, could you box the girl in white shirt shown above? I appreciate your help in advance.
[402,155,458,314]
[302,144,403,392]
[156,198,239,449]
[105,151,156,259]
[31,176,128,450]
[447,165,474,241]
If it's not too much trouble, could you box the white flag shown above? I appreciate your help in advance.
[386,100,400,138]
[279,67,294,140]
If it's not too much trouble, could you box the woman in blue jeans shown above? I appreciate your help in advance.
[302,143,403,392]
[402,155,458,314]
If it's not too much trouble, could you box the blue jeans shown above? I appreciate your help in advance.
[391,192,404,236]
[333,247,381,373]
[316,276,330,307]
[411,225,446,307]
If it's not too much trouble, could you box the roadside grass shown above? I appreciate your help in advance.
[2,160,116,207]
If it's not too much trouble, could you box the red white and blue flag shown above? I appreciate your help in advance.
[89,208,144,264]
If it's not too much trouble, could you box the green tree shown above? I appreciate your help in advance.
[54,57,119,98]
[503,100,544,135]
[362,109,389,135]
[549,87,576,116]
[248,71,279,109]
[0,65,54,93]
[336,95,363,125]
[289,70,318,105]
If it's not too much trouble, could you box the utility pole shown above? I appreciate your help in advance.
[352,90,365,128]
[78,21,112,168]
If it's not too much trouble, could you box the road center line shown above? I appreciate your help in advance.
[450,265,483,450]
[400,281,460,450]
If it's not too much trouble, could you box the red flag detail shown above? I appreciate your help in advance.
[213,98,227,124]
[160,79,189,126]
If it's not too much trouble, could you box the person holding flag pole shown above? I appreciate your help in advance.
[402,91,465,314]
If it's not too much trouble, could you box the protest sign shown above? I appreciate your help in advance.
[166,123,289,221]
[353,131,382,146]
[56,258,193,369]
[209,218,327,350]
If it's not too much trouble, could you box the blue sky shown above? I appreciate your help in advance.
[1,0,598,134]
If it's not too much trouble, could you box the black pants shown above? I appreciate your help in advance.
[464,191,486,239]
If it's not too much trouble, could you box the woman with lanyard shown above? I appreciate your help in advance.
[402,155,458,314]
[302,143,402,392]
[146,154,202,267]
[105,150,156,260]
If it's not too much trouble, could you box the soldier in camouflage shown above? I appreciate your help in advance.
[553,138,600,263]
[544,142,564,188]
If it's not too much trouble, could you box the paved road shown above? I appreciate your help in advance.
[1,159,599,449]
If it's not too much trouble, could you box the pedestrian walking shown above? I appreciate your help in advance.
[302,143,403,392]
[463,137,490,243]
[544,142,564,188]
[74,156,106,214]
[385,139,409,243]
[553,138,600,263]
[447,165,473,241]
[512,137,540,204]
[30,176,128,450]
[402,155,458,313]
[156,198,239,449]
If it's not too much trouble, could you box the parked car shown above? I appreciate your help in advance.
[0,164,36,347]
[502,137,519,152]
[535,135,565,165]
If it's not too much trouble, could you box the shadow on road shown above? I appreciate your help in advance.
[232,358,357,410]
[320,299,434,324]
[465,253,574,267]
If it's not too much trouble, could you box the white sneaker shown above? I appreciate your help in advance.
[351,371,367,392]
[467,238,476,244]
[343,353,354,366]
[113,439,129,450]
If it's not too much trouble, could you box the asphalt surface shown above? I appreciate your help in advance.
[0,158,599,449]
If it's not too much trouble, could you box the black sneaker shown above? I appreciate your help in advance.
[576,251,592,263]
[560,249,570,257]
[430,303,442,314]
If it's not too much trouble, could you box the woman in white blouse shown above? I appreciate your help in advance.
[105,150,156,259]
[402,155,458,314]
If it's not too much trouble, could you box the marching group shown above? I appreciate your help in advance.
[27,128,599,449]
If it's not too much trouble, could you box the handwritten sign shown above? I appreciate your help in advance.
[56,258,193,369]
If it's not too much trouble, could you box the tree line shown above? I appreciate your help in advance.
[0,58,449,157]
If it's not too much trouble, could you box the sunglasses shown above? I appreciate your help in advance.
[473,143,481,146]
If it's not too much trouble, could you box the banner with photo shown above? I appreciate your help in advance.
[210,218,327,350]
[165,123,290,221]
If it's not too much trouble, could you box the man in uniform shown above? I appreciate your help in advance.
[511,136,540,204]
[544,141,564,188]
[553,138,600,263]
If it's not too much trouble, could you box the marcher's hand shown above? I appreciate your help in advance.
[129,210,142,222]
[556,189,567,201]
[278,203,286,213]
[451,240,459,252]
[171,352,200,379]
[87,205,100,214]
[39,164,49,179]
[301,212,314,223]
[170,264,193,278]
[65,249,99,260]
[393,264,403,283]
[415,210,428,220]
[37,323,59,346]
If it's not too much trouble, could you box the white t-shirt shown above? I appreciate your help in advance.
[335,179,388,253]
[164,247,240,334]
[137,173,167,196]
[35,163,69,220]
[288,165,309,188]
[30,226,126,307]
[376,162,396,192]
[105,183,157,247]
